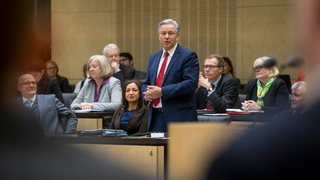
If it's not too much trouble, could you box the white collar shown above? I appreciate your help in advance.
[22,94,36,103]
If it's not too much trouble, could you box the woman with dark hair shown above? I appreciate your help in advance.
[110,79,148,135]
[222,56,244,94]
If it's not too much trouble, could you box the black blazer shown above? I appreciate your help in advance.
[113,64,136,84]
[56,74,72,93]
[37,73,64,104]
[110,104,148,135]
[245,78,290,114]
[196,74,240,113]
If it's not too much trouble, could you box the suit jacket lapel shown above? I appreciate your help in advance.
[162,44,181,84]
[37,95,44,123]
[151,50,163,85]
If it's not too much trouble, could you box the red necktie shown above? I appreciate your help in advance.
[153,52,169,107]
[206,84,215,110]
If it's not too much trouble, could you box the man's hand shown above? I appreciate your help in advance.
[143,86,162,100]
[111,61,120,71]
[199,72,211,90]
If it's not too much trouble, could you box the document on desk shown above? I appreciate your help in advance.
[201,113,229,116]
[73,110,106,113]
[226,109,264,114]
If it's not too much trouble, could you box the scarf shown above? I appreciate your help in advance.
[256,77,275,106]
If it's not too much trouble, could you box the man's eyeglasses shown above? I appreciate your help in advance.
[203,65,220,69]
[47,67,57,70]
[106,54,119,59]
[19,81,37,86]
[119,58,128,62]
[253,65,263,71]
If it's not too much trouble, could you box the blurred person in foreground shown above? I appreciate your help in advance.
[207,1,320,179]
[241,56,290,115]
[0,2,145,179]
[45,60,72,93]
[17,74,77,136]
[110,79,148,135]
[70,55,121,111]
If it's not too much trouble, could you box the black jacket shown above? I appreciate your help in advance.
[196,74,240,113]
[56,74,72,93]
[37,73,64,104]
[245,78,290,114]
[113,64,135,84]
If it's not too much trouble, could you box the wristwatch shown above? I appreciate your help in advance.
[208,87,213,92]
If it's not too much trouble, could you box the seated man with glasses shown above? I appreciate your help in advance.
[119,52,147,81]
[17,74,77,136]
[195,54,240,112]
[103,44,135,84]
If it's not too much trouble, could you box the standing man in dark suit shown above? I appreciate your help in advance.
[142,19,199,132]
[17,74,77,136]
[103,43,135,84]
[196,54,240,112]
[27,58,65,104]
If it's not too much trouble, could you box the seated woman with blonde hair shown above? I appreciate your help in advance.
[242,56,290,115]
[71,55,121,110]
[110,79,148,135]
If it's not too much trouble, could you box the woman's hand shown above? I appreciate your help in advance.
[241,100,262,111]
[80,102,93,110]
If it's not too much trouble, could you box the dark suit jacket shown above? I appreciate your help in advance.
[134,70,147,81]
[18,94,77,136]
[113,64,135,84]
[142,44,199,128]
[56,74,72,93]
[196,74,240,113]
[245,78,290,114]
[37,73,64,104]
[207,100,320,180]
[110,104,148,135]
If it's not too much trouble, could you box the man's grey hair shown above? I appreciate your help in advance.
[103,43,119,57]
[291,81,306,92]
[158,19,180,34]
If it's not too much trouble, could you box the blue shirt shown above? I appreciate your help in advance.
[120,109,135,131]
[207,75,222,97]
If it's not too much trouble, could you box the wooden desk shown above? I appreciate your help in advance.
[168,121,264,180]
[51,135,167,180]
[74,111,114,131]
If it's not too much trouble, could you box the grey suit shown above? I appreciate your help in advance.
[70,77,122,110]
[19,94,78,136]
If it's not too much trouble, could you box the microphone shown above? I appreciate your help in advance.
[115,105,126,137]
[279,54,305,73]
[262,56,278,68]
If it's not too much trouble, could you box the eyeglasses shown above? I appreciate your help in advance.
[19,81,37,86]
[106,54,119,59]
[47,67,57,70]
[203,65,220,69]
[119,58,128,62]
[253,65,263,71]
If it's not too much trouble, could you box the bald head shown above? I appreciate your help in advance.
[17,74,37,99]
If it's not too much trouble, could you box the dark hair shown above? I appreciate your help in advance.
[45,60,59,73]
[121,79,143,110]
[27,58,45,72]
[119,52,133,60]
[222,56,234,77]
